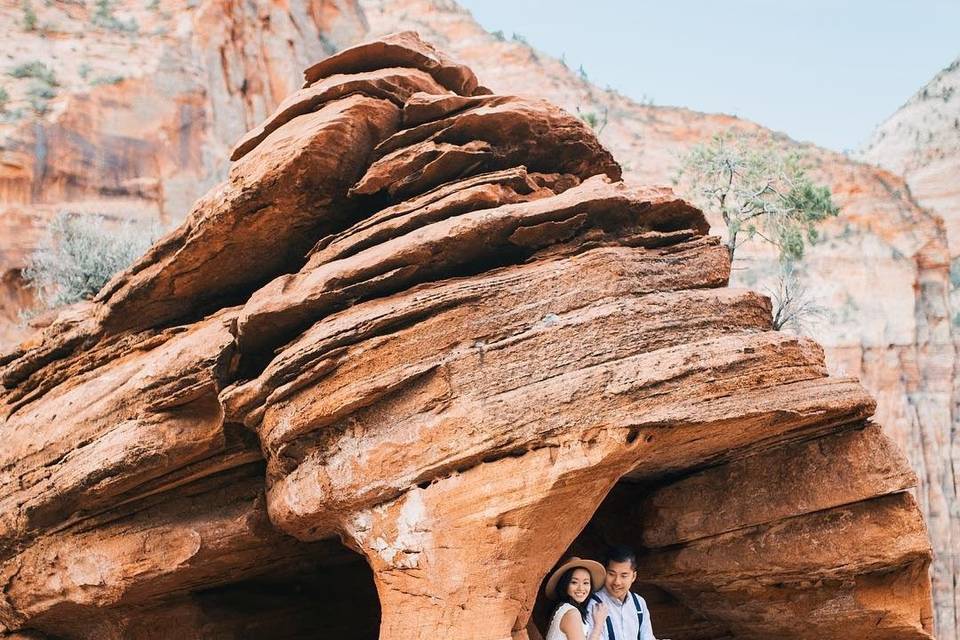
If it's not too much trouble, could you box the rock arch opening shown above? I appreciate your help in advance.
[530,422,933,640]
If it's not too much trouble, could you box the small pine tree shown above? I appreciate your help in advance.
[675,133,839,262]
[675,133,840,333]
[23,212,162,310]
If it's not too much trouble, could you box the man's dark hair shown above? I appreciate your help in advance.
[604,544,637,570]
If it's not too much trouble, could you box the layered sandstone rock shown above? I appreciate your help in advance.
[354,6,959,637]
[1,6,955,635]
[0,34,934,640]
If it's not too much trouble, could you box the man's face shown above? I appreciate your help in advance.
[605,559,637,601]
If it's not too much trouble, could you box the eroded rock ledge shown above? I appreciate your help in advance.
[0,32,934,640]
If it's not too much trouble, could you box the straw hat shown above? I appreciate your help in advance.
[544,557,606,600]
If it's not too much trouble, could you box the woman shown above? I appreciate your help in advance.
[544,557,609,640]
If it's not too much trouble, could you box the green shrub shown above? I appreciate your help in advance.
[24,212,162,309]
[90,74,125,86]
[27,97,48,114]
[91,0,139,33]
[576,106,608,135]
[9,61,57,85]
[27,82,55,99]
[26,81,56,113]
[0,86,9,112]
[22,0,37,30]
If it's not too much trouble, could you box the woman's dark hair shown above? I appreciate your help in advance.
[552,567,592,622]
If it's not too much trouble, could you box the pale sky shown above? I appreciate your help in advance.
[458,0,960,152]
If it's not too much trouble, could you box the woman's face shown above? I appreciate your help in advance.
[566,568,593,604]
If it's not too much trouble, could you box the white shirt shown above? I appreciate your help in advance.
[546,602,589,640]
[587,588,656,640]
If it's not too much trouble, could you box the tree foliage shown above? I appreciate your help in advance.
[23,212,161,310]
[675,133,839,262]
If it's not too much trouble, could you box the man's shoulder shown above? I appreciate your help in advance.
[629,591,650,610]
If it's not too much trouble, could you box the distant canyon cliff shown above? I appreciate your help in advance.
[0,0,957,636]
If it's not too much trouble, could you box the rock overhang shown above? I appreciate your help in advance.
[0,31,934,640]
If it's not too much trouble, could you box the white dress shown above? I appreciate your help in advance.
[546,603,589,640]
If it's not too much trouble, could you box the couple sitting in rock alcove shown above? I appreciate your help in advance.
[543,546,664,640]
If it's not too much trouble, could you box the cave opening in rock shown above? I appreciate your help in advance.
[183,539,382,639]
[14,535,383,640]
[527,479,722,640]
[527,423,934,640]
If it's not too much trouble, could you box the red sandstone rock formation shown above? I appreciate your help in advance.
[354,7,959,637]
[0,33,935,640]
[1,15,956,635]
[1,0,956,634]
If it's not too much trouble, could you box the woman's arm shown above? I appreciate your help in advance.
[588,618,605,640]
[588,601,607,640]
[558,609,587,640]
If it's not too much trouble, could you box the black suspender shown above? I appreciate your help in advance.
[630,592,644,639]
[592,592,645,640]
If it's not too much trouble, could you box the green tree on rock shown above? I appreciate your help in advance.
[675,133,840,331]
[675,133,839,262]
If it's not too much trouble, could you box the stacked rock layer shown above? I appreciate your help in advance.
[0,33,935,640]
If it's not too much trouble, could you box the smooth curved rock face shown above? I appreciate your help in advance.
[0,33,934,640]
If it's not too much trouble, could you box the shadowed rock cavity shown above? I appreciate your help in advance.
[0,32,934,640]
[537,423,933,640]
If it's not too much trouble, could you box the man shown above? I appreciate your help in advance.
[587,545,660,640]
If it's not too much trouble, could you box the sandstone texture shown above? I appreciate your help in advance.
[862,58,960,264]
[0,32,934,640]
[1,10,956,636]
[354,6,960,637]
[0,10,954,638]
